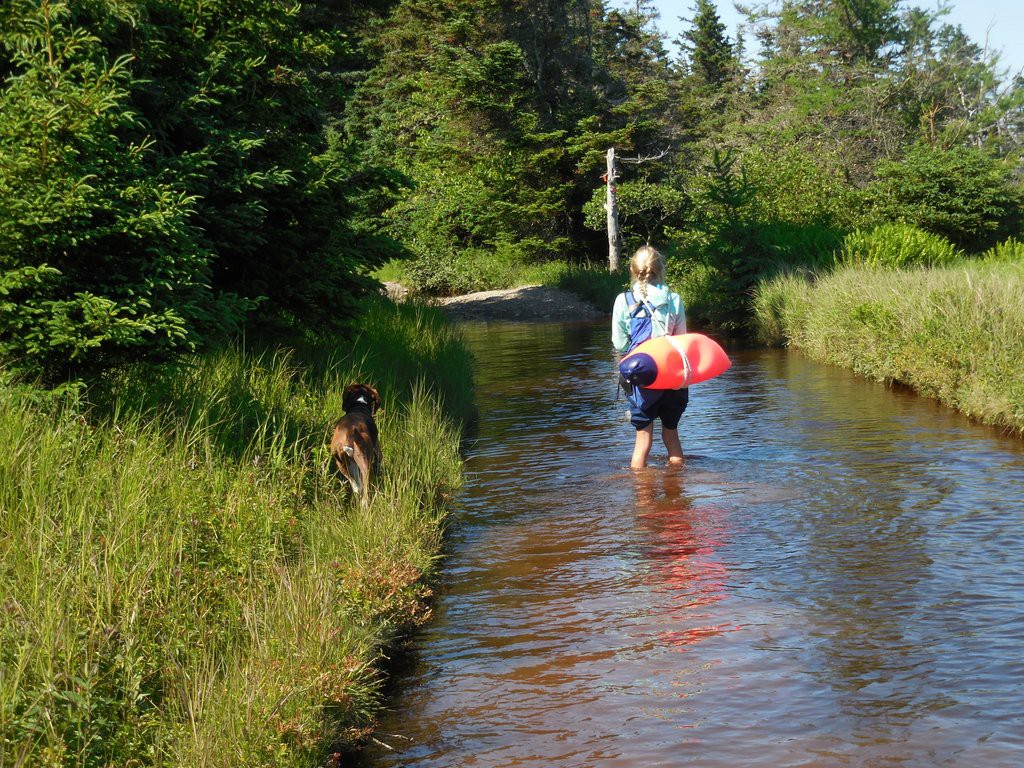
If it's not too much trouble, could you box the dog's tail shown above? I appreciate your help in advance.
[339,445,363,496]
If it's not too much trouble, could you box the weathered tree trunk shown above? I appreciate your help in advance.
[605,147,621,272]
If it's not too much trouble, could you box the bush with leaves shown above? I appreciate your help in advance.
[839,223,964,269]
[981,237,1024,263]
[0,1,234,381]
[667,142,862,329]
[867,142,1022,252]
[584,177,687,249]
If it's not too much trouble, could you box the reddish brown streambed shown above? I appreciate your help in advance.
[360,320,1024,767]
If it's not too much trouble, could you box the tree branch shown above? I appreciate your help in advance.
[620,147,671,164]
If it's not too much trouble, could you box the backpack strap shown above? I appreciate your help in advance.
[625,290,654,319]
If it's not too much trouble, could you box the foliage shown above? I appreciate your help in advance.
[678,0,738,89]
[739,142,863,230]
[5,0,1024,356]
[666,254,727,329]
[0,0,396,382]
[670,145,850,330]
[111,0,399,331]
[0,1,228,381]
[556,264,630,309]
[839,223,964,269]
[981,237,1024,263]
[895,7,1024,151]
[583,177,687,248]
[749,269,815,347]
[350,1,578,280]
[866,142,1022,251]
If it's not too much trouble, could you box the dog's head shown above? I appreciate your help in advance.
[342,383,381,415]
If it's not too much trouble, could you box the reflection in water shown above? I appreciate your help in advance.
[362,321,1024,767]
[632,470,735,651]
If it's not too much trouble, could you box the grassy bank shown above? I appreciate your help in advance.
[0,299,473,766]
[753,258,1024,434]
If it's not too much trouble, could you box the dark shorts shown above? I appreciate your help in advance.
[629,387,689,430]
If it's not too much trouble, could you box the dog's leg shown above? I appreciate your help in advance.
[355,453,373,507]
[339,446,364,497]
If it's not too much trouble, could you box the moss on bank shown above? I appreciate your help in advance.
[0,299,473,766]
[753,259,1024,434]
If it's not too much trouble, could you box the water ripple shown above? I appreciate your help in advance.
[362,322,1024,767]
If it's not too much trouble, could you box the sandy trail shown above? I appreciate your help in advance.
[384,282,605,321]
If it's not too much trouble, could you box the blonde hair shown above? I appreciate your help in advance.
[629,246,666,298]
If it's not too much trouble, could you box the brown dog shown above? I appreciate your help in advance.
[330,384,382,505]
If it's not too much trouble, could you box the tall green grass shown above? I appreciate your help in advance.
[0,298,472,766]
[753,258,1024,434]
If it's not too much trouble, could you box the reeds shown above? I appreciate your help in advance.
[0,298,472,766]
[752,255,1024,434]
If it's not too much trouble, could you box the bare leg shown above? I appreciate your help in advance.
[663,427,683,465]
[631,424,654,469]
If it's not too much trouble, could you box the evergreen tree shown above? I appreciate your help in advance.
[350,0,600,291]
[868,142,1022,250]
[679,0,736,89]
[894,7,1023,152]
[502,0,597,125]
[0,0,225,380]
[0,0,399,380]
[575,2,684,251]
[113,0,396,332]
[767,0,901,71]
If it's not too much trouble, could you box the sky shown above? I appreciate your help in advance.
[642,0,1024,79]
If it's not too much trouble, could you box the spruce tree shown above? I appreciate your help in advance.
[0,0,221,380]
[1,0,400,381]
[680,0,736,89]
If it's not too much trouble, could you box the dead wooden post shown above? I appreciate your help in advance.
[605,147,621,273]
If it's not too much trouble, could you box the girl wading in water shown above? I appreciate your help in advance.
[611,246,688,469]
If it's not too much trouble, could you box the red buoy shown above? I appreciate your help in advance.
[620,333,732,389]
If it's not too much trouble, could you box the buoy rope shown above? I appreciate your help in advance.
[664,335,692,388]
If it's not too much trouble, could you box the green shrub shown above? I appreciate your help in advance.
[867,142,1022,251]
[406,246,580,297]
[742,142,864,231]
[374,259,412,284]
[405,247,475,296]
[583,178,688,246]
[673,146,855,330]
[839,223,963,269]
[753,221,844,271]
[665,255,725,327]
[556,264,628,309]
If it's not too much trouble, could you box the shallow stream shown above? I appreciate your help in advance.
[362,320,1023,767]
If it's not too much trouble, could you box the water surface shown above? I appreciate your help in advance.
[364,320,1024,767]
